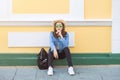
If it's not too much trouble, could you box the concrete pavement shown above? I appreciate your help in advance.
[0,65,120,80]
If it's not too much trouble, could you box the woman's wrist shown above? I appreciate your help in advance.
[59,34,63,38]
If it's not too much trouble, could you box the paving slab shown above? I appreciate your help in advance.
[14,67,37,80]
[0,67,16,80]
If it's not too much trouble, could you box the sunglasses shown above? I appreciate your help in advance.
[55,25,63,28]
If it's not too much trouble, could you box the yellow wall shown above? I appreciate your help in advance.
[0,0,112,53]
[85,0,111,19]
[13,0,69,14]
[0,26,111,53]
[12,0,112,19]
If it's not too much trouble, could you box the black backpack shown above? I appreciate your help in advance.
[37,48,48,70]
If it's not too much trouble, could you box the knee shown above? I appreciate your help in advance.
[64,47,69,50]
[48,51,54,57]
[63,47,71,53]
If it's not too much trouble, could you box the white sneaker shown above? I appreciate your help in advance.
[68,67,75,75]
[47,66,53,76]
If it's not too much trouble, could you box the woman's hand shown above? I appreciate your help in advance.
[53,49,59,59]
[56,30,63,38]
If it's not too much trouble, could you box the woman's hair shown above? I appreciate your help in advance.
[52,20,67,38]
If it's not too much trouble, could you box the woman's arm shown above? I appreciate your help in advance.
[49,32,58,59]
[49,32,55,51]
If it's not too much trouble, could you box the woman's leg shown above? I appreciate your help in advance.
[62,47,75,75]
[48,51,54,67]
[58,50,66,59]
[47,50,54,76]
[63,47,73,67]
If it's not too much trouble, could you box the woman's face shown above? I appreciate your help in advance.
[55,22,63,31]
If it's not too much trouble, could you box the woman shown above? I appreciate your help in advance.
[47,20,75,76]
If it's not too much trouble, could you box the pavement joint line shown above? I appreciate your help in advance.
[0,65,120,68]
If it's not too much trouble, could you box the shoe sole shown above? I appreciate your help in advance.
[68,71,75,76]
[69,73,75,76]
[48,72,53,76]
[48,74,53,76]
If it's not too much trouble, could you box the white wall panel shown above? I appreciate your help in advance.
[112,0,120,53]
[112,0,120,19]
[0,0,84,21]
[8,32,74,47]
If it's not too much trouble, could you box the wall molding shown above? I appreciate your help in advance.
[0,20,112,26]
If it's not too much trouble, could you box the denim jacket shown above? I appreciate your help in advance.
[49,32,69,53]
